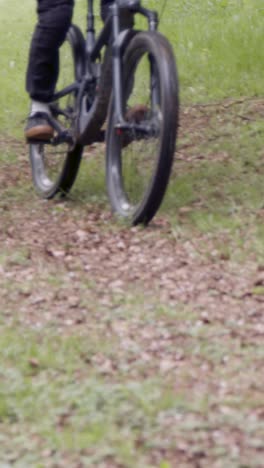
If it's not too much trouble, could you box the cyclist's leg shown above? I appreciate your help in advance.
[25,0,74,141]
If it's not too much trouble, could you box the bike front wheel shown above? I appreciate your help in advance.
[29,25,85,199]
[106,32,179,225]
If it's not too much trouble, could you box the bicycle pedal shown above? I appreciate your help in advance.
[26,138,53,145]
[52,132,74,145]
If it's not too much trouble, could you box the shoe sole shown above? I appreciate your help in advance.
[25,125,54,142]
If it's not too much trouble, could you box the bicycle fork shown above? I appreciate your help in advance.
[111,1,158,135]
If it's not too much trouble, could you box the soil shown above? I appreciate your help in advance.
[0,100,264,467]
[1,100,264,329]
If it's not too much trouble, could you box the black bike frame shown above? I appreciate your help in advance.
[53,0,158,130]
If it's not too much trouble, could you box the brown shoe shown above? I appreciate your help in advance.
[121,105,149,148]
[25,112,54,142]
[126,104,149,124]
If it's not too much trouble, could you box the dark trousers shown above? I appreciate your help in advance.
[26,0,113,102]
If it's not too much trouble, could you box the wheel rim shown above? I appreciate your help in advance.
[30,35,77,195]
[111,49,163,216]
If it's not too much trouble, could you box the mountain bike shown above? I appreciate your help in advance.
[29,0,179,225]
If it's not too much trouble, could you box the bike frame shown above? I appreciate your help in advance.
[52,0,158,132]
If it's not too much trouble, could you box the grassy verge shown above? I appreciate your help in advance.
[163,99,264,259]
[1,301,263,467]
[0,0,263,135]
[1,122,264,465]
[1,0,264,466]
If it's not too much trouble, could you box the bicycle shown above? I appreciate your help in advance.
[29,0,179,225]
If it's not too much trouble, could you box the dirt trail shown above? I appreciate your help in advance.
[0,101,263,467]
[1,102,264,329]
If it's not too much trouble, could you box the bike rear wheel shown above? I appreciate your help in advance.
[106,32,179,225]
[29,25,85,199]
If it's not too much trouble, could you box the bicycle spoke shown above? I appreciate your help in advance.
[106,31,179,224]
[120,52,162,208]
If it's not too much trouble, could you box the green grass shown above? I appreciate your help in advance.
[154,96,264,255]
[1,2,264,466]
[1,306,263,466]
[159,0,264,102]
[0,0,263,255]
[0,0,263,135]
